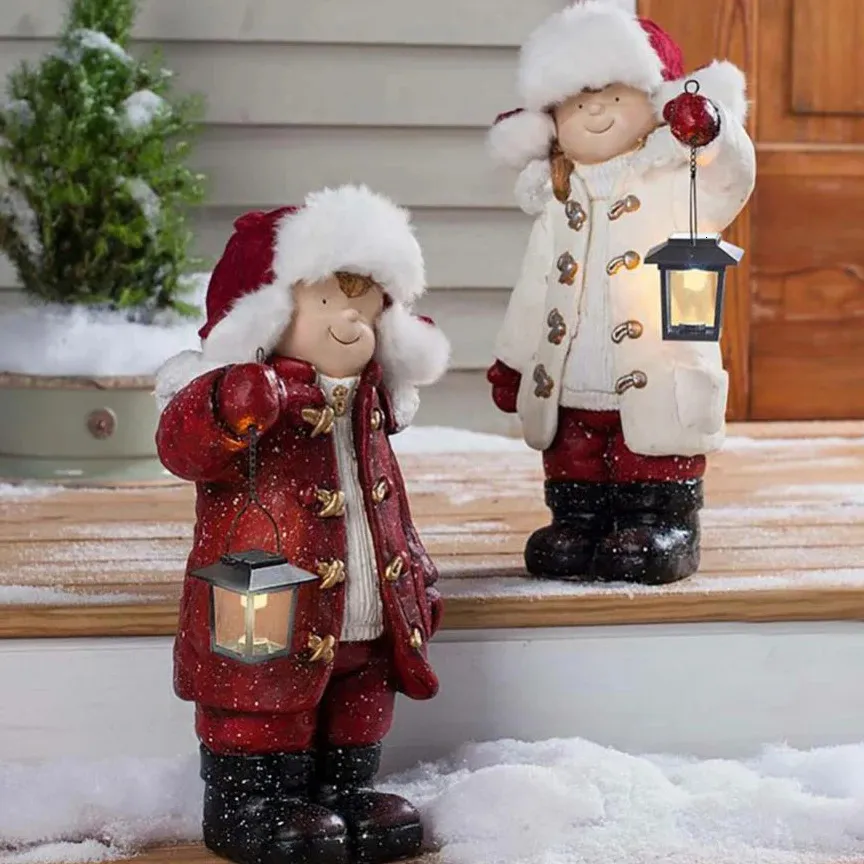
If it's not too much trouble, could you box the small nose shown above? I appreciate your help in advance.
[588,102,605,116]
[342,308,361,322]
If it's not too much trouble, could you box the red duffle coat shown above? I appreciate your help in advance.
[156,356,441,715]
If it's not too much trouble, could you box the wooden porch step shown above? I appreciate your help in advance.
[3,421,864,637]
[125,845,436,863]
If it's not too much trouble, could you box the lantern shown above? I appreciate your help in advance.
[191,406,317,664]
[644,233,744,342]
[647,78,746,342]
[193,548,317,664]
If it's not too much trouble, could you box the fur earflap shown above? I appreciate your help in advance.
[270,185,425,306]
[653,60,749,125]
[487,110,556,170]
[519,1,665,112]
[375,303,451,390]
[203,281,294,366]
[513,159,553,216]
[154,349,225,412]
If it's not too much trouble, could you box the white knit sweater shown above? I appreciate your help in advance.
[319,374,384,643]
[561,151,635,412]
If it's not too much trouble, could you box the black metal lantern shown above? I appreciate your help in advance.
[191,423,317,664]
[645,78,746,342]
[644,233,744,342]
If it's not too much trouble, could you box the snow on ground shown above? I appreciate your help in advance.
[0,276,208,377]
[4,740,864,863]
[391,426,529,454]
[722,435,864,451]
[0,586,145,605]
[0,483,63,500]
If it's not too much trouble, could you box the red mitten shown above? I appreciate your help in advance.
[281,380,330,435]
[216,363,286,437]
[663,89,721,148]
[487,359,521,414]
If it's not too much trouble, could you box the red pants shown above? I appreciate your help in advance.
[196,640,396,754]
[544,409,706,483]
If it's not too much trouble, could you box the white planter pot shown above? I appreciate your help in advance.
[0,372,175,484]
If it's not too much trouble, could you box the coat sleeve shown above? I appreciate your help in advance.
[494,206,553,373]
[156,368,247,484]
[673,106,756,233]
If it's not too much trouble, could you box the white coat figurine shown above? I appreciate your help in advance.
[486,1,756,584]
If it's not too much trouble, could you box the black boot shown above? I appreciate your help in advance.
[201,745,349,864]
[593,480,703,585]
[524,481,610,580]
[316,744,423,864]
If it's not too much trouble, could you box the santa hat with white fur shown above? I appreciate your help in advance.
[155,185,450,426]
[488,1,749,208]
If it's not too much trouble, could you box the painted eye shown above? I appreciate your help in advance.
[578,104,583,110]
[322,298,327,305]
[615,96,620,102]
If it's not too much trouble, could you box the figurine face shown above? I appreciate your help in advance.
[554,84,658,164]
[276,273,385,378]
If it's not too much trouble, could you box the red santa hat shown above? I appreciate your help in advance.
[487,0,748,175]
[155,185,450,425]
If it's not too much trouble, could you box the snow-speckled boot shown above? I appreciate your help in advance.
[201,746,349,864]
[593,480,703,585]
[524,480,610,579]
[316,744,423,864]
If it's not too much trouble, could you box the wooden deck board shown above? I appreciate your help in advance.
[119,845,437,864]
[3,422,864,637]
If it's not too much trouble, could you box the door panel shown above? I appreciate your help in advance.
[791,0,864,117]
[759,0,864,143]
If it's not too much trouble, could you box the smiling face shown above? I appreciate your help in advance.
[275,272,385,378]
[553,83,658,165]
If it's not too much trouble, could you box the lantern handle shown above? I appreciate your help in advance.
[223,424,284,557]
[689,146,698,245]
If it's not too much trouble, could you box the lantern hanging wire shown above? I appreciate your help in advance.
[222,346,282,558]
[686,78,700,247]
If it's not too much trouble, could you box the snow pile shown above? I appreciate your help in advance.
[3,99,34,126]
[121,90,167,130]
[0,483,62,500]
[0,189,43,259]
[0,755,200,859]
[61,30,132,65]
[392,426,528,455]
[0,275,208,377]
[122,178,161,235]
[386,739,864,864]
[0,585,145,605]
[723,435,864,452]
[5,740,864,863]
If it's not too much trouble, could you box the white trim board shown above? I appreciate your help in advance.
[2,622,863,773]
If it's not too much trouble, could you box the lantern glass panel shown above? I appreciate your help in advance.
[667,268,719,329]
[212,585,295,660]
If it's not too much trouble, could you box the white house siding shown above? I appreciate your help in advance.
[0,0,635,433]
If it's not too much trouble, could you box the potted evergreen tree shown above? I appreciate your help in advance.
[0,0,206,483]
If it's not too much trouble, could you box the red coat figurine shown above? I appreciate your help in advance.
[154,185,450,864]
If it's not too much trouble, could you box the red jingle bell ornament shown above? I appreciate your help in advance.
[664,80,722,148]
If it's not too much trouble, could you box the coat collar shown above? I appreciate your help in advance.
[515,125,687,215]
[269,355,383,389]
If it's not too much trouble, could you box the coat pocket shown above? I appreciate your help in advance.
[673,365,729,438]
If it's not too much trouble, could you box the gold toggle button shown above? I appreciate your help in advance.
[317,559,346,590]
[615,371,648,394]
[606,251,641,276]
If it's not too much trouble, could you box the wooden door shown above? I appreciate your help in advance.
[639,0,864,421]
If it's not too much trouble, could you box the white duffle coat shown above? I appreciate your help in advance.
[495,110,756,457]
